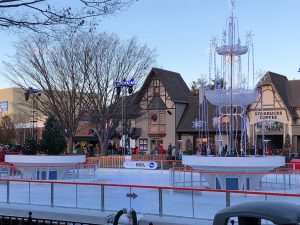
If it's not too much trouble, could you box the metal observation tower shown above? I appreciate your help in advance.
[196,0,257,156]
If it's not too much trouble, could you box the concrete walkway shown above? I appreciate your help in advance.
[0,203,213,225]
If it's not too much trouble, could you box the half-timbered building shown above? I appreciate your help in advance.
[127,69,300,154]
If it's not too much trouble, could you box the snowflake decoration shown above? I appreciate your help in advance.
[264,120,276,130]
[192,119,204,129]
[212,117,219,128]
[245,120,250,129]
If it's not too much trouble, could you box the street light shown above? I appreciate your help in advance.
[114,79,137,155]
[24,87,42,141]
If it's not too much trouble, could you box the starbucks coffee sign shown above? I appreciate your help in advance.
[255,110,284,121]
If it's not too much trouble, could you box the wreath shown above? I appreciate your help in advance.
[151,114,158,121]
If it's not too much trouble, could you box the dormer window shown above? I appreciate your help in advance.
[153,87,160,96]
[153,79,160,96]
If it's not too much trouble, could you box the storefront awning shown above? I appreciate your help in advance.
[72,136,98,142]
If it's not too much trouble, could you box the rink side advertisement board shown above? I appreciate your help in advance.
[123,160,158,170]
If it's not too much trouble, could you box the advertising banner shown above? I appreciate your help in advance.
[123,160,158,170]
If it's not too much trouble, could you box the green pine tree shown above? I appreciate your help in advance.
[40,115,66,155]
[0,116,16,145]
[23,137,38,155]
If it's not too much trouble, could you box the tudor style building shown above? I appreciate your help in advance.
[124,69,300,154]
[248,72,300,152]
[132,68,192,152]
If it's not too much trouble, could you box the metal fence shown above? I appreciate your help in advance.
[169,167,300,191]
[1,179,300,219]
[0,211,99,225]
[87,156,183,170]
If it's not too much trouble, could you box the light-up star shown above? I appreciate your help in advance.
[229,0,235,12]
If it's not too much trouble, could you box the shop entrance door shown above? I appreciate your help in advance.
[297,136,300,152]
[257,135,283,151]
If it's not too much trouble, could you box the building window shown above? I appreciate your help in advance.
[152,79,160,96]
[139,139,148,152]
[148,111,166,133]
[153,87,160,96]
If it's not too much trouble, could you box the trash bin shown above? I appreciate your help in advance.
[213,201,300,225]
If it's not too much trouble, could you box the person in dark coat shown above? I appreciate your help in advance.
[167,143,172,159]
[107,142,113,155]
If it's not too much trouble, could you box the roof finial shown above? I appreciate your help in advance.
[229,0,235,14]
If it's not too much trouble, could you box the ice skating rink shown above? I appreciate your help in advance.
[0,168,300,220]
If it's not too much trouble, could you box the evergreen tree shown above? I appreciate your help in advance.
[23,137,38,155]
[40,115,66,155]
[284,134,292,148]
[0,116,16,145]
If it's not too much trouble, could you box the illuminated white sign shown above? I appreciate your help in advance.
[255,110,284,120]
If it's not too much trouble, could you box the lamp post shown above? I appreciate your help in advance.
[24,87,42,142]
[114,79,137,155]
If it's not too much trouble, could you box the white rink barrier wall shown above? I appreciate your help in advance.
[1,178,300,220]
[169,168,300,191]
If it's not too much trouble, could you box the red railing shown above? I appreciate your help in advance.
[1,175,300,219]
[1,178,300,197]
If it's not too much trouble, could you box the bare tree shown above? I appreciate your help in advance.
[5,32,94,152]
[0,0,135,32]
[5,31,156,154]
[85,33,156,155]
[190,75,227,95]
[190,75,207,96]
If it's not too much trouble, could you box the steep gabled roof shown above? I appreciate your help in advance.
[288,80,300,107]
[176,96,217,132]
[259,71,295,117]
[136,68,192,104]
[110,91,141,119]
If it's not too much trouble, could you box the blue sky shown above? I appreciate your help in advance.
[0,0,299,88]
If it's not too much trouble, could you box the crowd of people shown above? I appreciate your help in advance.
[75,141,292,158]
[149,143,184,160]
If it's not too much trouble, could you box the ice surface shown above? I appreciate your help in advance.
[0,168,299,221]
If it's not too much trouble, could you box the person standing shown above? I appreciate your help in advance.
[172,146,177,160]
[135,146,141,154]
[107,142,113,155]
[178,147,183,160]
[167,143,172,159]
[96,144,101,156]
[83,145,88,156]
[112,143,117,155]
[158,144,164,154]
